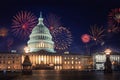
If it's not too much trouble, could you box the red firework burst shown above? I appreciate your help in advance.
[11,11,38,40]
[81,34,90,43]
[108,8,120,32]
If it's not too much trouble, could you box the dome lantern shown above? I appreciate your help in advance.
[38,12,44,25]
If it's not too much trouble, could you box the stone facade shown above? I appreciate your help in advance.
[0,51,93,71]
[93,52,120,70]
[0,53,22,70]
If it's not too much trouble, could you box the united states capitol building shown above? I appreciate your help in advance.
[0,14,120,71]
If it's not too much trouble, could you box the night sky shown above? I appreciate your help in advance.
[0,0,120,54]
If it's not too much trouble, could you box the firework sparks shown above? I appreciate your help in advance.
[44,13,61,30]
[107,25,119,33]
[51,26,72,52]
[89,24,105,44]
[11,11,38,40]
[108,8,120,33]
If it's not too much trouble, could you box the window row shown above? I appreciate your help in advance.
[0,56,19,59]
[0,60,19,64]
[64,61,81,64]
[64,57,80,60]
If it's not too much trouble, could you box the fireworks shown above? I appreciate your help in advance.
[107,25,119,33]
[51,26,72,51]
[89,25,105,44]
[108,8,120,32]
[0,27,8,37]
[44,13,72,52]
[44,13,61,30]
[81,34,90,43]
[11,11,38,40]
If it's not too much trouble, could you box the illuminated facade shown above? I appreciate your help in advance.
[21,51,93,70]
[0,52,92,70]
[22,51,62,70]
[93,52,120,70]
[0,53,21,70]
[62,54,93,70]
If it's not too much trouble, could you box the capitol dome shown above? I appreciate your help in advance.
[27,13,55,53]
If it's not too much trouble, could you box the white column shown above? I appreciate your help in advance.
[54,56,56,64]
[33,55,35,64]
[39,55,40,64]
[36,55,37,64]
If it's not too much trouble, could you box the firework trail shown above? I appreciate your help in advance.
[81,34,91,55]
[7,37,14,51]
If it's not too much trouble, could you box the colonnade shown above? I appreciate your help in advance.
[22,54,62,70]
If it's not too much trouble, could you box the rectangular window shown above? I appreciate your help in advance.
[3,61,5,64]
[13,61,14,64]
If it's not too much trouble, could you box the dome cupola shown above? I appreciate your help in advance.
[27,12,55,53]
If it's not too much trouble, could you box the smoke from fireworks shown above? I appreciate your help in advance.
[108,8,120,33]
[89,24,105,44]
[11,11,38,40]
[0,27,8,37]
